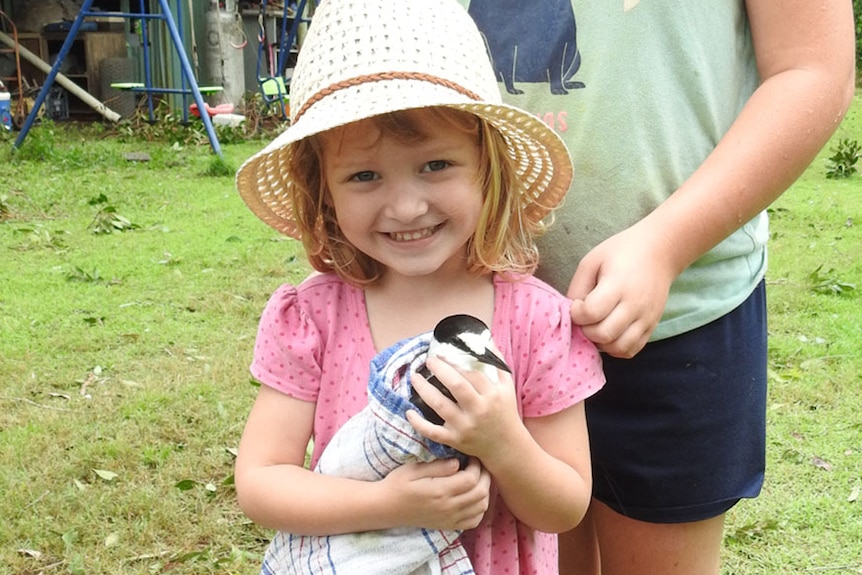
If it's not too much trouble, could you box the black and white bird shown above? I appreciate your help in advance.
[410,314,512,427]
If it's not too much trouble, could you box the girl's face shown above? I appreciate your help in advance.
[321,114,484,281]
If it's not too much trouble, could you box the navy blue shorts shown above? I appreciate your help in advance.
[587,281,767,523]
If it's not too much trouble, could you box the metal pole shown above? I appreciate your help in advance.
[157,0,221,156]
[140,0,156,120]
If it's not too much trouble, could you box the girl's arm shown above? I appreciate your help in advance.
[408,358,592,533]
[235,384,492,535]
[567,0,856,358]
[493,404,592,533]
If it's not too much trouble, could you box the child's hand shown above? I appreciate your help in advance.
[407,355,524,466]
[383,457,491,530]
[566,223,678,358]
[408,356,594,534]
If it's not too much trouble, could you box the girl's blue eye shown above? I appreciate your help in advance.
[423,160,449,173]
[350,171,378,182]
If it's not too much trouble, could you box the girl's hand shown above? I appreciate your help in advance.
[408,356,594,534]
[566,223,679,358]
[407,356,525,466]
[382,457,491,530]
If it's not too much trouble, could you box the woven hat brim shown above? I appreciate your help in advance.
[236,81,573,239]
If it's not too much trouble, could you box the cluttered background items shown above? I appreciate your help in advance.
[10,0,83,33]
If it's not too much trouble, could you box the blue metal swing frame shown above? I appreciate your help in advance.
[14,0,222,156]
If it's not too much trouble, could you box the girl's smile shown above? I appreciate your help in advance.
[387,225,440,242]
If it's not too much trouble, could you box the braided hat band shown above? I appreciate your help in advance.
[295,72,483,122]
[236,0,573,240]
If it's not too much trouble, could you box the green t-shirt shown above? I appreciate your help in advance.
[461,0,766,340]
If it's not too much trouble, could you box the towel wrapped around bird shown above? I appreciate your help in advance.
[260,315,510,575]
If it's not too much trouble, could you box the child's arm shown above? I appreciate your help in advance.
[567,0,855,360]
[407,357,592,533]
[235,384,493,535]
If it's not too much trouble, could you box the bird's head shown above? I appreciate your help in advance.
[428,314,511,379]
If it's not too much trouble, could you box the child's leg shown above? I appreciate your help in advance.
[558,505,599,575]
[593,501,724,575]
[561,281,767,574]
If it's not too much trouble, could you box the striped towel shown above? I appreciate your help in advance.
[260,333,475,575]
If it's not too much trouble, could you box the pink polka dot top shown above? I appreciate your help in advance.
[250,272,605,574]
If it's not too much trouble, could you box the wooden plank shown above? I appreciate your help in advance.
[83,32,126,97]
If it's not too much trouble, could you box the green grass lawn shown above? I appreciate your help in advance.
[1,99,861,574]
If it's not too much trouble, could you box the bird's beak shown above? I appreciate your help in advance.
[478,349,512,374]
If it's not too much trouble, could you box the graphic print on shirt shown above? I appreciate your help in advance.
[467,0,585,95]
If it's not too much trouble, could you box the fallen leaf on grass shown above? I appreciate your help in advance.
[849,481,861,503]
[93,469,119,482]
[812,455,833,471]
[175,478,218,494]
[724,519,779,544]
[104,532,120,547]
[175,479,198,491]
[17,548,41,559]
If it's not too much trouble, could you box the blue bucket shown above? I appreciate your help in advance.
[0,91,11,131]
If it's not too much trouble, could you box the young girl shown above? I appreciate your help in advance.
[234,0,605,573]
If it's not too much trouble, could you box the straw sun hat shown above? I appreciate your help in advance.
[235,0,574,240]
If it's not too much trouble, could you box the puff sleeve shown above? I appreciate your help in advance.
[250,284,324,401]
[504,278,605,419]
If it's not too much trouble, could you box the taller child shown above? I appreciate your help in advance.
[460,0,855,573]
